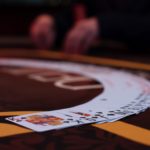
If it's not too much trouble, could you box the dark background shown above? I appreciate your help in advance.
[0,0,149,61]
[0,0,67,48]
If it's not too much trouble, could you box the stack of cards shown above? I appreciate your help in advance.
[0,59,149,132]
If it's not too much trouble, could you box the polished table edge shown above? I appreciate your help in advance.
[0,49,149,71]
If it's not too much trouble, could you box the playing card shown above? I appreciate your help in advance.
[6,110,89,132]
[60,108,107,124]
[3,58,150,132]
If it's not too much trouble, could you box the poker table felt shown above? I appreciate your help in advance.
[0,49,150,150]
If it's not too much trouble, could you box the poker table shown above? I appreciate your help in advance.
[0,49,150,150]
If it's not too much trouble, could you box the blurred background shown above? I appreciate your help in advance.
[0,0,149,62]
[0,0,67,48]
